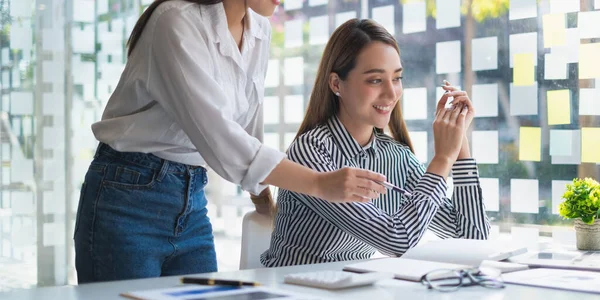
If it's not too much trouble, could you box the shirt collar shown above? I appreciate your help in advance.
[363,132,379,152]
[327,115,377,160]
[206,4,266,46]
[246,9,267,40]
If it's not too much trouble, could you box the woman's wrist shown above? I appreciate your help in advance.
[426,155,454,179]
[457,135,471,160]
[309,170,324,199]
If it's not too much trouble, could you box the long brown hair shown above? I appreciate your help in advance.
[296,19,414,153]
[127,0,223,56]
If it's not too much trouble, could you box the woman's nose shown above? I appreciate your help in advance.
[383,80,397,100]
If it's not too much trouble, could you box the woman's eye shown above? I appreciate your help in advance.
[393,76,403,81]
[369,79,382,84]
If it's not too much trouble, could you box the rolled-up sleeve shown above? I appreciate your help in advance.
[146,8,285,194]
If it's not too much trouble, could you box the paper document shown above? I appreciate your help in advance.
[511,250,600,272]
[401,238,528,266]
[344,258,469,282]
[121,285,315,300]
[503,268,600,294]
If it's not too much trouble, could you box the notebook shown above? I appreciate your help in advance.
[343,239,529,282]
[344,258,469,282]
[479,260,529,273]
[400,238,528,266]
[343,258,528,282]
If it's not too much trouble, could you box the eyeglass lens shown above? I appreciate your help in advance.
[423,268,505,292]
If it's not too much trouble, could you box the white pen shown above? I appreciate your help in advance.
[442,80,453,108]
[378,181,412,197]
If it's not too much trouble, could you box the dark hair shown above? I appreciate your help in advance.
[127,0,223,56]
[296,19,414,153]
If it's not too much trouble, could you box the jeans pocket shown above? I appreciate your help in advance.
[102,163,157,190]
[74,182,87,237]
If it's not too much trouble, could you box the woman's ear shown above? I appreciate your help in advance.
[328,72,341,96]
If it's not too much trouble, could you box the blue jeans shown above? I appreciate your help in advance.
[74,143,217,283]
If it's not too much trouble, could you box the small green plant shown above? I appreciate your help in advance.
[559,178,600,225]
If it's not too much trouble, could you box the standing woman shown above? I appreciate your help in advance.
[74,0,387,283]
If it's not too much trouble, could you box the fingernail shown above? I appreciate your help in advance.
[461,107,468,115]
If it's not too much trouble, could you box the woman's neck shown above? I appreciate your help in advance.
[337,112,373,147]
[223,0,246,49]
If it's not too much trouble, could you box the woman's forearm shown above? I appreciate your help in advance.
[263,158,386,203]
[262,159,321,197]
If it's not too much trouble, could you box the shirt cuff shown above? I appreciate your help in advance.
[240,144,287,194]
[413,172,448,206]
[451,159,479,186]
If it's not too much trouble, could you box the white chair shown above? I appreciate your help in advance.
[239,211,273,270]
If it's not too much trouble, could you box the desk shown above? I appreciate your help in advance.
[1,260,597,300]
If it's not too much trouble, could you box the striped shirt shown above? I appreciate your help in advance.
[260,116,490,267]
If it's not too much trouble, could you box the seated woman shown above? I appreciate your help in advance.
[260,18,491,267]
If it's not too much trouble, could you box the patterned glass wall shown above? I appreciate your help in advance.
[267,0,600,249]
[0,0,598,290]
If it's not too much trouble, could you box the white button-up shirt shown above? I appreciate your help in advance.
[92,1,285,194]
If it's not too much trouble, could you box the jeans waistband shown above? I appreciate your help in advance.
[95,143,206,174]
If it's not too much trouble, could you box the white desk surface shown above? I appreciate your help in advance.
[1,260,597,300]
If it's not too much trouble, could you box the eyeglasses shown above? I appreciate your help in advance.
[420,267,505,292]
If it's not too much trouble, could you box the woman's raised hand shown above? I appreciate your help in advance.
[441,81,475,130]
[432,87,469,164]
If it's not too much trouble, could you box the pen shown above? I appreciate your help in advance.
[378,181,412,197]
[181,277,261,287]
[442,80,454,108]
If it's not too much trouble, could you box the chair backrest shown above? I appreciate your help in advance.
[239,211,273,270]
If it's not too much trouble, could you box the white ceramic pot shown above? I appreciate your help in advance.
[574,219,600,251]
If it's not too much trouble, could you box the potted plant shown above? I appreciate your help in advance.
[558,178,600,250]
